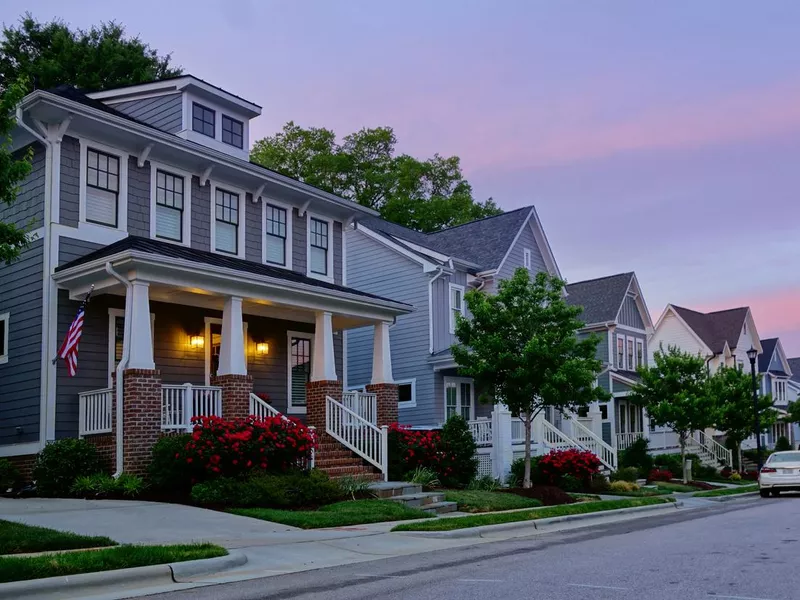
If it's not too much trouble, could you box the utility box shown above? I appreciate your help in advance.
[684,459,693,482]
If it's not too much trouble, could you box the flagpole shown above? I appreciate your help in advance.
[52,285,94,365]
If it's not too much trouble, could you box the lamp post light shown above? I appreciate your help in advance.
[746,346,763,473]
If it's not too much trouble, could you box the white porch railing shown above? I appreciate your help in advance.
[162,384,222,431]
[541,418,579,451]
[616,432,645,451]
[249,393,281,419]
[511,418,528,443]
[341,390,377,425]
[689,431,733,468]
[571,418,617,471]
[468,418,493,446]
[78,388,113,436]
[326,396,388,480]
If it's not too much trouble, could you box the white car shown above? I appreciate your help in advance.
[759,451,800,497]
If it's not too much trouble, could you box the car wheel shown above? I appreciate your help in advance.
[760,489,770,498]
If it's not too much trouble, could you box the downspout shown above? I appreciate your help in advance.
[428,266,446,354]
[105,262,133,476]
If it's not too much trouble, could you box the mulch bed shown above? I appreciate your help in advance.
[500,485,576,506]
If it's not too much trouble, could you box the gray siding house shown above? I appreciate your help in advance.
[1,75,410,479]
[345,206,561,428]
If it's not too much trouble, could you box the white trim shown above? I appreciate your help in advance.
[78,137,129,233]
[653,305,714,357]
[0,312,9,365]
[261,198,293,269]
[306,212,334,283]
[287,330,313,414]
[626,336,635,371]
[0,441,42,457]
[148,161,193,247]
[108,308,155,387]
[203,316,248,386]
[494,207,562,279]
[636,338,645,369]
[443,376,475,421]
[209,181,247,259]
[429,267,446,353]
[396,377,417,409]
[615,333,625,370]
[449,283,465,334]
[355,224,438,272]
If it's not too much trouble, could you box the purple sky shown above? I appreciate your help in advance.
[6,1,800,354]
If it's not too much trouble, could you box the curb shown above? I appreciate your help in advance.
[0,551,247,599]
[395,501,682,539]
[703,491,760,503]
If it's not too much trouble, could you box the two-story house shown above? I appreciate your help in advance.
[758,338,794,446]
[1,75,411,479]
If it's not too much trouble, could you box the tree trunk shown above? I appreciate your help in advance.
[737,442,743,474]
[523,415,532,489]
[679,433,688,484]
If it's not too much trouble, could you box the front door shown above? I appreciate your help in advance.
[209,323,222,383]
[444,377,474,421]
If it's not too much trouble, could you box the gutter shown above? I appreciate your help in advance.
[428,266,447,354]
[105,262,132,476]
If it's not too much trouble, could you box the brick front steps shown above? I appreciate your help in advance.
[314,441,381,481]
[369,482,458,515]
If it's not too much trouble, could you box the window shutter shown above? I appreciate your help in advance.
[86,188,117,226]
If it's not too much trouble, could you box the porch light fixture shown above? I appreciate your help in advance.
[256,342,269,356]
[189,335,204,349]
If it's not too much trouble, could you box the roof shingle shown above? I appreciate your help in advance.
[565,272,634,325]
[671,305,749,354]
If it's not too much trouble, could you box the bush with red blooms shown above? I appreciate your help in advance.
[648,468,673,482]
[537,449,602,485]
[176,415,316,481]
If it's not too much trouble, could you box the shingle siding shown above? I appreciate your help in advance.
[60,136,80,227]
[618,296,645,329]
[109,93,183,134]
[190,176,211,252]
[127,158,151,237]
[58,237,104,267]
[0,239,44,445]
[292,209,306,274]
[244,193,260,263]
[0,143,45,229]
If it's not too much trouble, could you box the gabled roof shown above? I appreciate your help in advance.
[788,358,800,383]
[565,272,635,325]
[671,305,749,354]
[758,338,779,373]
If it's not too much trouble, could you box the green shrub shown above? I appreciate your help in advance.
[609,480,639,493]
[694,463,719,481]
[33,439,101,497]
[467,475,501,492]
[775,436,791,452]
[406,466,440,488]
[610,467,639,482]
[148,434,194,492]
[619,437,653,477]
[560,474,582,492]
[0,459,20,491]
[729,471,742,482]
[70,473,147,498]
[439,415,479,487]
[589,473,610,493]
[510,456,543,486]
[336,475,374,500]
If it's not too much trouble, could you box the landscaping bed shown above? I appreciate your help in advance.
[499,485,576,506]
[442,490,542,513]
[604,488,669,498]
[391,497,673,532]
[693,484,759,498]
[0,520,116,555]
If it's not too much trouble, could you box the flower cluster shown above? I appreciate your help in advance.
[538,449,601,485]
[648,468,673,482]
[388,424,457,482]
[176,415,316,480]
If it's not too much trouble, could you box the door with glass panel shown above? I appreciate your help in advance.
[444,377,474,421]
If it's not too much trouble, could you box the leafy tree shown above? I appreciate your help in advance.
[0,80,33,264]
[251,122,501,232]
[628,346,717,482]
[709,366,775,471]
[451,268,609,488]
[0,14,181,92]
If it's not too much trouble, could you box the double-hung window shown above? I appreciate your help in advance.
[192,103,215,137]
[449,284,464,334]
[85,149,120,227]
[445,378,473,421]
[627,338,634,370]
[0,312,8,365]
[617,336,625,369]
[636,339,644,368]
[288,332,312,413]
[309,217,329,276]
[155,169,184,242]
[214,188,239,254]
[265,204,288,266]
[222,115,243,148]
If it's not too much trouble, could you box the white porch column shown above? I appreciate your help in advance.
[127,281,155,370]
[218,296,247,376]
[371,321,393,384]
[312,311,337,381]
[491,405,513,482]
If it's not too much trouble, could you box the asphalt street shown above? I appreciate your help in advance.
[140,496,800,600]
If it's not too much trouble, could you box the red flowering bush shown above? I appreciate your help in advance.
[537,449,601,485]
[648,468,673,482]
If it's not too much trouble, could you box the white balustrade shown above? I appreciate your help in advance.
[541,418,578,451]
[161,384,222,431]
[341,391,377,425]
[572,418,617,470]
[249,393,281,419]
[78,388,113,436]
[689,431,733,468]
[326,395,388,480]
[468,418,493,446]
[511,418,528,443]
[616,432,645,452]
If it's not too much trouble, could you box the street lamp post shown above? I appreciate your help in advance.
[746,346,763,473]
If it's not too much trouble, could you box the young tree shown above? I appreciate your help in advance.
[0,14,181,92]
[628,346,717,482]
[451,268,609,488]
[251,122,501,232]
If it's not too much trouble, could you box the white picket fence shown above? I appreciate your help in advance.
[161,384,222,431]
[78,388,113,436]
[326,395,388,480]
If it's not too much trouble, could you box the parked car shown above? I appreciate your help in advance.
[759,451,800,497]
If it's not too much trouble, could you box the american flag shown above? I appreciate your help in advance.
[54,287,93,377]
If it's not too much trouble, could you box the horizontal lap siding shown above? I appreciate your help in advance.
[0,240,44,445]
[58,238,105,266]
[496,221,546,281]
[60,136,80,227]
[109,94,183,133]
[431,270,467,355]
[0,143,45,229]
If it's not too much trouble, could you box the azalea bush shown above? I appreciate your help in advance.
[648,468,673,482]
[537,449,602,486]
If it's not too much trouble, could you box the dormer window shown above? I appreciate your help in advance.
[192,103,215,138]
[222,115,243,149]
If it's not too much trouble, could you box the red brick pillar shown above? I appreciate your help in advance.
[211,374,253,419]
[366,383,399,427]
[122,368,162,476]
[306,380,343,433]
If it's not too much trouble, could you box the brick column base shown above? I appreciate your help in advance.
[211,374,253,420]
[122,368,162,476]
[366,383,399,427]
[306,380,343,433]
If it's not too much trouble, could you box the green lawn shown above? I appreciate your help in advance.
[605,488,670,497]
[0,544,226,584]
[652,482,698,493]
[693,484,759,498]
[391,497,672,532]
[442,490,542,513]
[230,499,434,529]
[568,493,602,502]
[0,520,116,555]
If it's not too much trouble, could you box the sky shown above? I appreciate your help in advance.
[4,1,799,354]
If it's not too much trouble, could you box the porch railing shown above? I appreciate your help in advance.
[161,384,222,432]
[341,390,377,425]
[616,432,645,451]
[249,393,281,419]
[468,418,493,446]
[326,395,388,480]
[541,418,579,451]
[571,418,617,471]
[689,430,733,468]
[511,418,528,443]
[78,388,113,436]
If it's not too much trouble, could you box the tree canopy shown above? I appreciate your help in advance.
[250,122,501,232]
[451,268,608,487]
[0,14,182,92]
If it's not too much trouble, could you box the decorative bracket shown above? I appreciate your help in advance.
[137,144,154,168]
[299,199,311,217]
[252,183,265,203]
[199,165,214,187]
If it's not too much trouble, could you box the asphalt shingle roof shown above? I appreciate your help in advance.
[565,273,634,325]
[758,338,779,373]
[671,305,749,354]
[787,358,800,383]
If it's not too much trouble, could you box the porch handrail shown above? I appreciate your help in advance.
[341,390,377,425]
[78,388,113,436]
[468,418,493,446]
[249,393,281,419]
[571,418,617,471]
[616,431,645,451]
[541,418,581,451]
[162,384,222,431]
[690,430,733,467]
[511,418,527,444]
[326,395,387,480]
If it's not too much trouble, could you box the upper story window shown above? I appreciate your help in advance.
[192,103,215,138]
[523,248,532,270]
[449,284,465,334]
[308,217,330,277]
[222,115,244,149]
[627,338,634,370]
[214,188,239,255]
[154,169,184,242]
[85,148,120,227]
[636,339,644,368]
[0,312,8,365]
[265,204,288,266]
[617,336,624,369]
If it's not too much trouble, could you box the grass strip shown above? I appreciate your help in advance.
[442,490,542,513]
[653,482,698,493]
[568,493,602,501]
[0,544,226,584]
[229,499,434,529]
[391,497,672,532]
[0,520,117,555]
[693,484,759,498]
[605,488,670,497]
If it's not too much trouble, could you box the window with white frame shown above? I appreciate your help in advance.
[617,336,624,369]
[192,102,215,137]
[221,115,243,149]
[636,339,644,368]
[85,148,120,227]
[265,204,288,266]
[288,332,312,413]
[214,188,240,254]
[397,379,416,407]
[449,284,464,334]
[154,169,185,242]
[0,312,8,364]
[444,378,473,421]
[308,217,330,277]
[627,338,634,370]
[523,248,532,270]
[108,309,154,386]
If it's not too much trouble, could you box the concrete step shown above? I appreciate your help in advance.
[386,492,446,508]
[368,482,423,498]
[420,501,459,515]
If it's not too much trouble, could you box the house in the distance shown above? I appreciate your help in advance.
[757,338,795,446]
